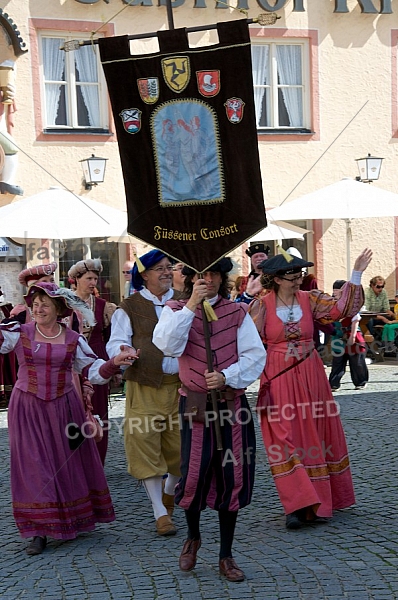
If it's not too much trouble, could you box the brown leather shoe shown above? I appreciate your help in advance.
[162,492,175,517]
[26,536,47,556]
[219,557,245,582]
[156,514,177,536]
[179,538,201,571]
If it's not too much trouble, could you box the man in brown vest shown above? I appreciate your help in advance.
[106,250,181,536]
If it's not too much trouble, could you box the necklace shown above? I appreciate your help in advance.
[277,294,296,322]
[35,323,62,339]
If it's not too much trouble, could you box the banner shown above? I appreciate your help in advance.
[99,20,266,272]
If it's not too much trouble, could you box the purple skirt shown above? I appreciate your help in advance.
[8,387,115,540]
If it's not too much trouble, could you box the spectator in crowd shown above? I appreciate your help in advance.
[364,276,394,336]
[122,260,135,299]
[378,291,398,351]
[329,279,368,391]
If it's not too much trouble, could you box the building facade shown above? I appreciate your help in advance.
[0,0,397,302]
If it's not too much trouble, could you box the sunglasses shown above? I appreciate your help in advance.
[374,284,385,289]
[122,271,131,274]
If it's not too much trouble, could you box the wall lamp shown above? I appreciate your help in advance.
[80,154,108,190]
[355,153,384,183]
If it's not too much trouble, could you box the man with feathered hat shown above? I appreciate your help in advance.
[106,249,182,537]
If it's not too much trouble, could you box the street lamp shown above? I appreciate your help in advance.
[80,154,108,190]
[355,153,383,183]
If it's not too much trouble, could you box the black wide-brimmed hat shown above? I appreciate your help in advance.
[245,243,270,258]
[182,257,233,277]
[332,280,346,290]
[260,254,314,276]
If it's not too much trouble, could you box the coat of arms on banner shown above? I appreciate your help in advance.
[138,78,159,104]
[197,71,220,97]
[224,98,245,124]
[119,108,142,134]
[161,56,190,93]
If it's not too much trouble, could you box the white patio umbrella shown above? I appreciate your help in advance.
[0,187,128,240]
[267,178,398,278]
[249,216,310,242]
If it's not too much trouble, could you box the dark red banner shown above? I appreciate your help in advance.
[99,20,266,272]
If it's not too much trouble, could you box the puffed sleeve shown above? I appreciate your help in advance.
[248,296,267,340]
[309,282,364,324]
[0,321,21,353]
[74,334,118,384]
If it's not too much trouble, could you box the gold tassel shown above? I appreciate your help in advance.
[133,252,146,273]
[203,300,218,322]
[277,245,294,263]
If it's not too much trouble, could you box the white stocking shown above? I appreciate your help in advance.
[143,476,168,520]
[163,473,180,496]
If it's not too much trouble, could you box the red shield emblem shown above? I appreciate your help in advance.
[197,70,220,97]
[119,108,142,134]
[224,98,245,124]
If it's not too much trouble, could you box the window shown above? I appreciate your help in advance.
[251,41,310,132]
[39,34,109,132]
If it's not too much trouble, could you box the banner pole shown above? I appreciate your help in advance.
[165,0,175,30]
[200,301,223,451]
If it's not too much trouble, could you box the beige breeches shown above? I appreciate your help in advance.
[124,379,181,480]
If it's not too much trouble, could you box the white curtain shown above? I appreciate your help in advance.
[43,38,65,126]
[275,45,302,127]
[74,46,100,127]
[251,45,269,128]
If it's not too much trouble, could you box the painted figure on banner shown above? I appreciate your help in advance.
[152,100,223,206]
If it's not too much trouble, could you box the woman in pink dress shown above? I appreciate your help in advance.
[68,259,117,464]
[0,282,134,556]
[250,248,372,529]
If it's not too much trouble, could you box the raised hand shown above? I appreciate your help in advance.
[353,248,372,273]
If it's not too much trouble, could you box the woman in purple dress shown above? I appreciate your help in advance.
[68,259,117,464]
[0,282,134,556]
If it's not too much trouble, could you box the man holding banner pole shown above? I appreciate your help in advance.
[153,257,266,582]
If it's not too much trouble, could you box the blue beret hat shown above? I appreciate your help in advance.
[260,254,314,275]
[131,249,168,290]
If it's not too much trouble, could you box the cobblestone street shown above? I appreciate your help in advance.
[1,362,398,600]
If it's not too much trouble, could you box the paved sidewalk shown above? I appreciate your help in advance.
[1,363,398,599]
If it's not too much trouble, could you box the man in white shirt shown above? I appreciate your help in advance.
[107,250,181,537]
[153,257,266,582]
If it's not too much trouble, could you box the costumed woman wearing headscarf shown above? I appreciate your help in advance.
[0,282,135,556]
[68,258,117,465]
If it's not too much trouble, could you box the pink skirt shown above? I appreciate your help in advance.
[257,351,355,517]
[8,387,115,540]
